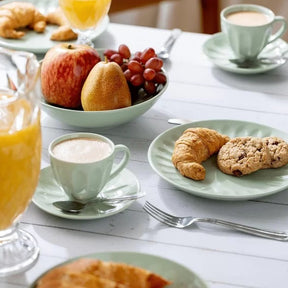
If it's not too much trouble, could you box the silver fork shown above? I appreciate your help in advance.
[143,201,288,241]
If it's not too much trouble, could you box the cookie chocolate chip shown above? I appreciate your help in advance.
[217,136,288,176]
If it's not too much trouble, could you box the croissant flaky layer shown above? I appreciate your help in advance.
[36,258,171,288]
[172,128,230,180]
[47,7,78,41]
[0,2,46,39]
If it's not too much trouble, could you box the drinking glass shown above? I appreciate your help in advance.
[0,48,41,276]
[59,0,111,46]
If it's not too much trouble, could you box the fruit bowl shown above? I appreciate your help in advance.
[40,47,168,129]
[41,80,167,128]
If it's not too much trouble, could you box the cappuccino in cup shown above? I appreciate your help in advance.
[221,4,287,60]
[226,11,270,27]
[52,137,112,163]
[49,133,130,202]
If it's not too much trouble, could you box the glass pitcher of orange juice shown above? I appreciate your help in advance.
[0,48,41,276]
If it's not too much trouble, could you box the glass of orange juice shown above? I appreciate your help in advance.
[59,0,111,46]
[0,48,41,276]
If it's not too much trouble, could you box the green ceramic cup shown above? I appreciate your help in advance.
[49,133,130,203]
[221,4,287,60]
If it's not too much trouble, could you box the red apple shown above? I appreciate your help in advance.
[41,43,101,108]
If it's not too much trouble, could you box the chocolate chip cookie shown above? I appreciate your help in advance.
[263,136,288,168]
[217,136,288,176]
[217,137,270,176]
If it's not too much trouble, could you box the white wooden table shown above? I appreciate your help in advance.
[2,23,288,288]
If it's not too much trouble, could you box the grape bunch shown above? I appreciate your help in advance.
[104,44,167,102]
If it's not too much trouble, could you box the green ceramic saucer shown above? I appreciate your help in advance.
[203,32,288,74]
[32,166,141,219]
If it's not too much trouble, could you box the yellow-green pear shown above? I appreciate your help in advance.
[81,60,131,111]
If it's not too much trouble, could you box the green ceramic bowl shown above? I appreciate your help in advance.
[41,49,168,129]
[41,81,167,128]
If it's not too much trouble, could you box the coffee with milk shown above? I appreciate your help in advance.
[49,133,130,202]
[52,137,112,163]
[221,4,287,60]
[226,11,271,26]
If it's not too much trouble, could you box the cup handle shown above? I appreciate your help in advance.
[268,16,287,44]
[108,144,130,180]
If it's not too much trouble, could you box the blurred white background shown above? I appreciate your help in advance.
[109,0,288,40]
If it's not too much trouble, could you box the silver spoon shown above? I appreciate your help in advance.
[53,193,145,213]
[258,56,288,65]
[229,55,288,68]
[157,28,182,60]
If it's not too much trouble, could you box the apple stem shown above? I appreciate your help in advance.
[67,44,73,49]
[104,56,108,63]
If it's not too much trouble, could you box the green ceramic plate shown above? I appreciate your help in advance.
[0,0,109,53]
[30,251,208,288]
[148,119,288,201]
[203,32,288,74]
[32,166,141,220]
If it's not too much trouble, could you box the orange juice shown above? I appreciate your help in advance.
[0,95,41,230]
[59,0,111,30]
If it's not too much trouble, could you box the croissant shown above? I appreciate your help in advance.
[0,2,46,39]
[36,258,171,288]
[172,128,230,180]
[46,7,78,41]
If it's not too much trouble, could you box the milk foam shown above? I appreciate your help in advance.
[226,11,270,26]
[53,137,112,163]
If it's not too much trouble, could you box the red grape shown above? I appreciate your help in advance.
[144,81,156,95]
[140,48,156,64]
[110,53,123,65]
[131,51,141,62]
[128,60,144,74]
[143,68,156,81]
[145,57,163,71]
[130,74,144,86]
[134,51,142,58]
[121,63,128,72]
[154,71,167,84]
[124,69,133,81]
[103,44,166,101]
[131,56,141,62]
[118,44,131,59]
[104,49,117,59]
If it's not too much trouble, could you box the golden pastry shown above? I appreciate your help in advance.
[172,127,230,180]
[36,258,171,288]
[0,2,46,39]
[46,7,77,41]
